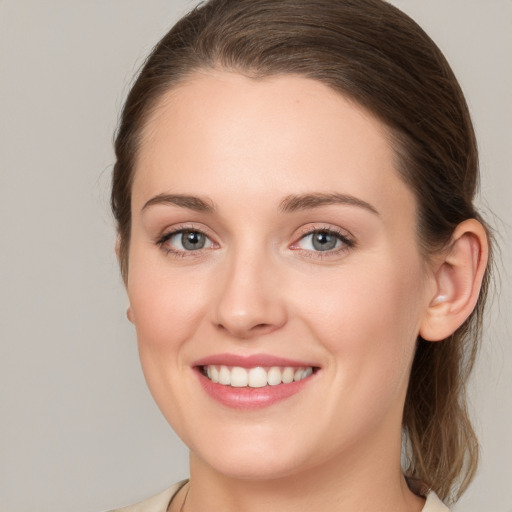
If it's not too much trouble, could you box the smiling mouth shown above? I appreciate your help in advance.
[200,365,315,388]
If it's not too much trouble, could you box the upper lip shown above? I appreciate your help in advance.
[192,353,319,368]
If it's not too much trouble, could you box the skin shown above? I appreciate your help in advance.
[126,71,444,512]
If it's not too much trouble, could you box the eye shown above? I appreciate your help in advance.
[159,229,215,253]
[292,229,353,253]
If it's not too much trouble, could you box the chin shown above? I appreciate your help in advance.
[186,425,323,481]
[202,452,309,481]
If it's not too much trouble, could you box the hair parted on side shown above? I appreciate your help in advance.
[111,0,492,503]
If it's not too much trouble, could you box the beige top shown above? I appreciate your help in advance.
[109,480,450,512]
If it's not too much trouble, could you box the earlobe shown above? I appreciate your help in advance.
[126,307,134,323]
[115,236,121,261]
[420,219,488,342]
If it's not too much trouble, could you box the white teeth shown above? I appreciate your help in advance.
[294,368,304,381]
[248,367,268,388]
[230,366,248,387]
[267,366,282,386]
[218,365,231,385]
[203,365,314,388]
[282,367,295,384]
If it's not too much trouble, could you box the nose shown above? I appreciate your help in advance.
[212,247,288,339]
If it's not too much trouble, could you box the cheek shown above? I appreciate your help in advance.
[300,255,425,394]
[126,251,213,422]
[127,251,210,353]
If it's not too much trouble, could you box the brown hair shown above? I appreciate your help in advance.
[112,0,492,503]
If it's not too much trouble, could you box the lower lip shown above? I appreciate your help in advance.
[196,369,316,410]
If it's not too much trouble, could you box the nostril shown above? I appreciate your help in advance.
[253,323,271,330]
[214,320,277,338]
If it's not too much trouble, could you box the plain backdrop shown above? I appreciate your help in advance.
[0,1,510,511]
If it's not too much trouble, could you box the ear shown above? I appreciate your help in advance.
[420,219,489,342]
[115,236,133,321]
[115,236,121,261]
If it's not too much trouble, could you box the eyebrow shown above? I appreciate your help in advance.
[142,193,215,213]
[141,191,379,216]
[278,193,379,215]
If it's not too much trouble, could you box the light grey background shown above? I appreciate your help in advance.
[0,1,510,511]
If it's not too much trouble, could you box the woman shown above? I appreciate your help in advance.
[109,1,492,510]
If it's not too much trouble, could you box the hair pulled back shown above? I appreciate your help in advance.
[112,0,492,503]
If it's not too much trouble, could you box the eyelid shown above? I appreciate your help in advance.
[294,223,353,239]
[156,223,219,255]
[154,222,355,258]
[289,224,356,254]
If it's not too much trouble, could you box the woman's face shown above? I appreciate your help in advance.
[127,71,435,479]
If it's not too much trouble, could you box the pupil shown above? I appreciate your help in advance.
[312,232,336,251]
[182,231,205,250]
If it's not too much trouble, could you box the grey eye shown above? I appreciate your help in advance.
[311,231,339,251]
[160,228,216,255]
[180,230,207,250]
[294,229,350,253]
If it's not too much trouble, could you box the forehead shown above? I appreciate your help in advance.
[133,71,415,221]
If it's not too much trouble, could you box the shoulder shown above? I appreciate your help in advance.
[106,480,187,512]
[422,490,451,512]
[106,480,449,512]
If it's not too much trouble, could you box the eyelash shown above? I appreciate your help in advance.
[156,224,216,258]
[290,226,355,259]
[156,225,355,259]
